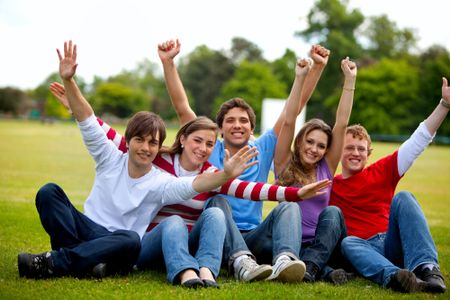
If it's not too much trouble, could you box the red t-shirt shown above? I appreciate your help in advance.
[330,151,402,239]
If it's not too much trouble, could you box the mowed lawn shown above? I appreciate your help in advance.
[0,119,449,299]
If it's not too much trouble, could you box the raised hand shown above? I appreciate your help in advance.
[158,39,181,62]
[295,58,312,77]
[341,57,357,79]
[442,77,450,104]
[57,41,78,81]
[223,146,258,179]
[297,179,332,200]
[49,82,70,111]
[310,44,330,66]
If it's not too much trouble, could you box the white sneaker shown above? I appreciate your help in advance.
[234,256,273,282]
[266,257,306,283]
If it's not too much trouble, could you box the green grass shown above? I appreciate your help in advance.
[0,119,449,299]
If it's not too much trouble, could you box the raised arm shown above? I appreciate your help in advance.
[50,82,128,153]
[57,41,93,122]
[273,45,330,136]
[273,58,311,176]
[158,39,196,125]
[397,77,450,176]
[325,57,357,175]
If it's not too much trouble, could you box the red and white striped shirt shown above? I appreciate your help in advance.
[97,118,303,232]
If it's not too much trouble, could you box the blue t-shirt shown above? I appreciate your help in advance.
[208,129,277,230]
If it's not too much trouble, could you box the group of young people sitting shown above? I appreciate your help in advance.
[18,39,448,294]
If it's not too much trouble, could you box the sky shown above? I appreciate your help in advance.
[1,0,449,90]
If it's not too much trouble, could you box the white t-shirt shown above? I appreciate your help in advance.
[79,114,197,238]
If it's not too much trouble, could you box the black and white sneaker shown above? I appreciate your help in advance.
[18,252,54,279]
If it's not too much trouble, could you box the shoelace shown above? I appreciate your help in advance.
[32,254,50,274]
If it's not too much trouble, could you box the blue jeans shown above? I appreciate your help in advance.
[242,202,302,264]
[136,207,225,284]
[341,191,439,287]
[206,196,253,268]
[36,183,141,277]
[300,206,348,279]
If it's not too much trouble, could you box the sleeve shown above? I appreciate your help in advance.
[397,122,434,176]
[77,114,122,170]
[96,117,127,153]
[161,174,198,205]
[218,178,301,202]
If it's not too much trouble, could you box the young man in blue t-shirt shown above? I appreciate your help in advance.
[157,38,329,282]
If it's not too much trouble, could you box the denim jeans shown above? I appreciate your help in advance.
[341,191,439,287]
[300,205,348,279]
[242,201,302,264]
[206,196,253,268]
[136,207,225,284]
[36,183,141,277]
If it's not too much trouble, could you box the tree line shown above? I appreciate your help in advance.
[1,0,450,137]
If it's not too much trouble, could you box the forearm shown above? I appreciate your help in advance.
[219,178,301,202]
[192,171,233,193]
[424,100,449,136]
[297,63,325,115]
[62,78,93,122]
[162,59,196,125]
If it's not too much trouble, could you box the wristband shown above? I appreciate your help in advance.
[440,98,450,109]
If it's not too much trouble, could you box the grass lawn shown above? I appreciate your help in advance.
[0,119,449,299]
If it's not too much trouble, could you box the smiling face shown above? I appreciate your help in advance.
[341,133,370,177]
[180,129,217,171]
[298,129,329,166]
[220,107,253,154]
[127,131,160,178]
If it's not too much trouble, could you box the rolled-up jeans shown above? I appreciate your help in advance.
[341,191,439,287]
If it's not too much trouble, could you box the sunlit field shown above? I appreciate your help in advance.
[1,119,448,299]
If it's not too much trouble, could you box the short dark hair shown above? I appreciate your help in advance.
[124,111,166,147]
[215,98,256,130]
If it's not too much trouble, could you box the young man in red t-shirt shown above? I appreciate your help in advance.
[330,78,450,294]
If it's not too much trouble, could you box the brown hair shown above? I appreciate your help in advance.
[277,118,332,186]
[346,124,373,155]
[215,98,256,130]
[159,116,218,155]
[124,111,166,147]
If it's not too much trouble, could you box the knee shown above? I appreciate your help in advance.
[206,196,231,212]
[114,230,141,252]
[163,215,187,235]
[392,191,419,211]
[341,236,362,254]
[203,207,225,224]
[321,206,344,225]
[35,182,62,208]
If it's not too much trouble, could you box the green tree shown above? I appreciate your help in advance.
[179,45,235,119]
[296,0,364,122]
[340,58,420,134]
[0,87,30,115]
[418,45,450,136]
[92,82,149,118]
[214,60,287,131]
[363,15,418,59]
[230,37,265,64]
[271,49,298,95]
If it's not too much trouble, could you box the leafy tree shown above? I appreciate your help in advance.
[91,82,149,118]
[418,45,450,135]
[271,49,298,95]
[0,87,31,115]
[296,0,364,122]
[362,15,418,59]
[179,45,235,119]
[229,37,265,64]
[335,58,420,134]
[214,60,287,130]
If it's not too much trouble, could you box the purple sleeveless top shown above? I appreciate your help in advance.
[294,158,332,243]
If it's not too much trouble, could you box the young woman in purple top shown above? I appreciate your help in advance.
[274,57,357,284]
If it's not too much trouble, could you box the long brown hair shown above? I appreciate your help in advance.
[277,118,332,186]
[159,116,219,155]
